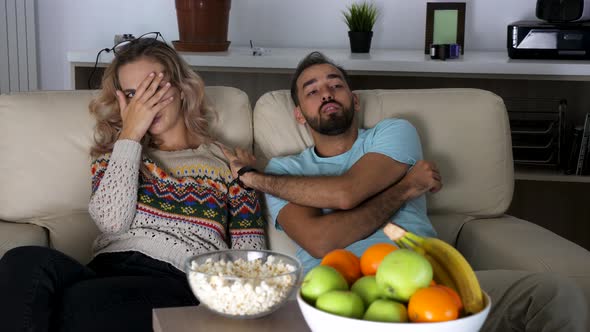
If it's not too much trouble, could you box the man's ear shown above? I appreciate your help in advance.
[353,93,360,112]
[294,106,306,124]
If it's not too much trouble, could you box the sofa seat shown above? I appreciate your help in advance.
[0,222,47,254]
[458,215,590,304]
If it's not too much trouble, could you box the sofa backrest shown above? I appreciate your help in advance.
[253,89,514,219]
[0,87,252,260]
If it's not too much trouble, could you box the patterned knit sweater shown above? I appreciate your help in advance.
[88,140,266,271]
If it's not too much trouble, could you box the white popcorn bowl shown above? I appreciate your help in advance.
[297,290,491,332]
[185,249,302,319]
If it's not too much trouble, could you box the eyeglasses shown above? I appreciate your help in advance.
[112,32,165,55]
[87,32,167,89]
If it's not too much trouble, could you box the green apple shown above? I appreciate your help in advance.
[351,275,381,307]
[363,299,408,322]
[375,249,432,302]
[316,290,365,319]
[300,265,348,305]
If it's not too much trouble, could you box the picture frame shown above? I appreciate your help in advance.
[424,2,466,55]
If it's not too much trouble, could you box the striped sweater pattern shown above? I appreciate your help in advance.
[88,140,266,271]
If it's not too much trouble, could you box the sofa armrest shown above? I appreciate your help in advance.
[456,215,590,305]
[457,215,590,275]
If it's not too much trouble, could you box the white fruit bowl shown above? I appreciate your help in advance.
[297,290,491,332]
[185,249,302,319]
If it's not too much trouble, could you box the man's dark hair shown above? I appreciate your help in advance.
[290,51,351,106]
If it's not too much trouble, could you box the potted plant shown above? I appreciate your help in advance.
[343,1,379,53]
[173,0,232,52]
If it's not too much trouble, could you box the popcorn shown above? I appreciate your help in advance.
[188,255,297,316]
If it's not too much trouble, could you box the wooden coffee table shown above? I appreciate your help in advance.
[152,300,311,332]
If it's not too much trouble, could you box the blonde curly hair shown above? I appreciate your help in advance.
[89,39,214,157]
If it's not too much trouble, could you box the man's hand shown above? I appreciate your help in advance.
[117,72,173,142]
[399,160,442,200]
[221,146,257,180]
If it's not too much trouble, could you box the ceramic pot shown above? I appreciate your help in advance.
[174,0,231,52]
[348,31,373,53]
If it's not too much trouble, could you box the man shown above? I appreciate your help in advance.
[223,52,587,331]
[224,53,442,269]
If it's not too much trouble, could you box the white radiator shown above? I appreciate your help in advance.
[0,0,37,94]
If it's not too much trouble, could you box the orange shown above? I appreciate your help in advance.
[434,284,463,312]
[320,249,362,286]
[359,243,398,276]
[408,286,460,323]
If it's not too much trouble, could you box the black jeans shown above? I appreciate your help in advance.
[0,246,198,332]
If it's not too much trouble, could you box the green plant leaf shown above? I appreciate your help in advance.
[342,1,378,32]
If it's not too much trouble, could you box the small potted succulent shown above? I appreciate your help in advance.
[343,1,379,53]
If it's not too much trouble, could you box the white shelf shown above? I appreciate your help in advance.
[68,47,590,80]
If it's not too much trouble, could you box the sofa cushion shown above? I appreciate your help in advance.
[253,89,513,217]
[206,86,253,152]
[429,214,474,247]
[0,221,48,258]
[458,216,590,275]
[0,90,97,222]
[457,215,590,307]
[37,212,100,264]
[266,210,298,256]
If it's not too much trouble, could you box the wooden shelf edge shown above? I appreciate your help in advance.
[514,168,590,183]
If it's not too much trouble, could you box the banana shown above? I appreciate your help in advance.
[383,223,485,314]
[397,236,458,291]
[419,237,484,314]
[424,253,459,292]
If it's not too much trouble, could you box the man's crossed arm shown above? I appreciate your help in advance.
[223,147,441,210]
[274,160,441,257]
[222,147,442,256]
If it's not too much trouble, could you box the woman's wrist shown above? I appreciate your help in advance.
[119,128,143,142]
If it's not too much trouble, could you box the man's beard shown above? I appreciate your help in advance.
[303,98,355,136]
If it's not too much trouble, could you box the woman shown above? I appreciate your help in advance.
[0,38,266,332]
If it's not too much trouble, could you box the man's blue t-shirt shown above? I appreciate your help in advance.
[264,118,437,274]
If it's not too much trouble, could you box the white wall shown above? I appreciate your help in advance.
[37,0,537,90]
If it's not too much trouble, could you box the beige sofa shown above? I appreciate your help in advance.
[1,87,589,316]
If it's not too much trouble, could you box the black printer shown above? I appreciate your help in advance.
[508,20,590,59]
[508,0,590,59]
